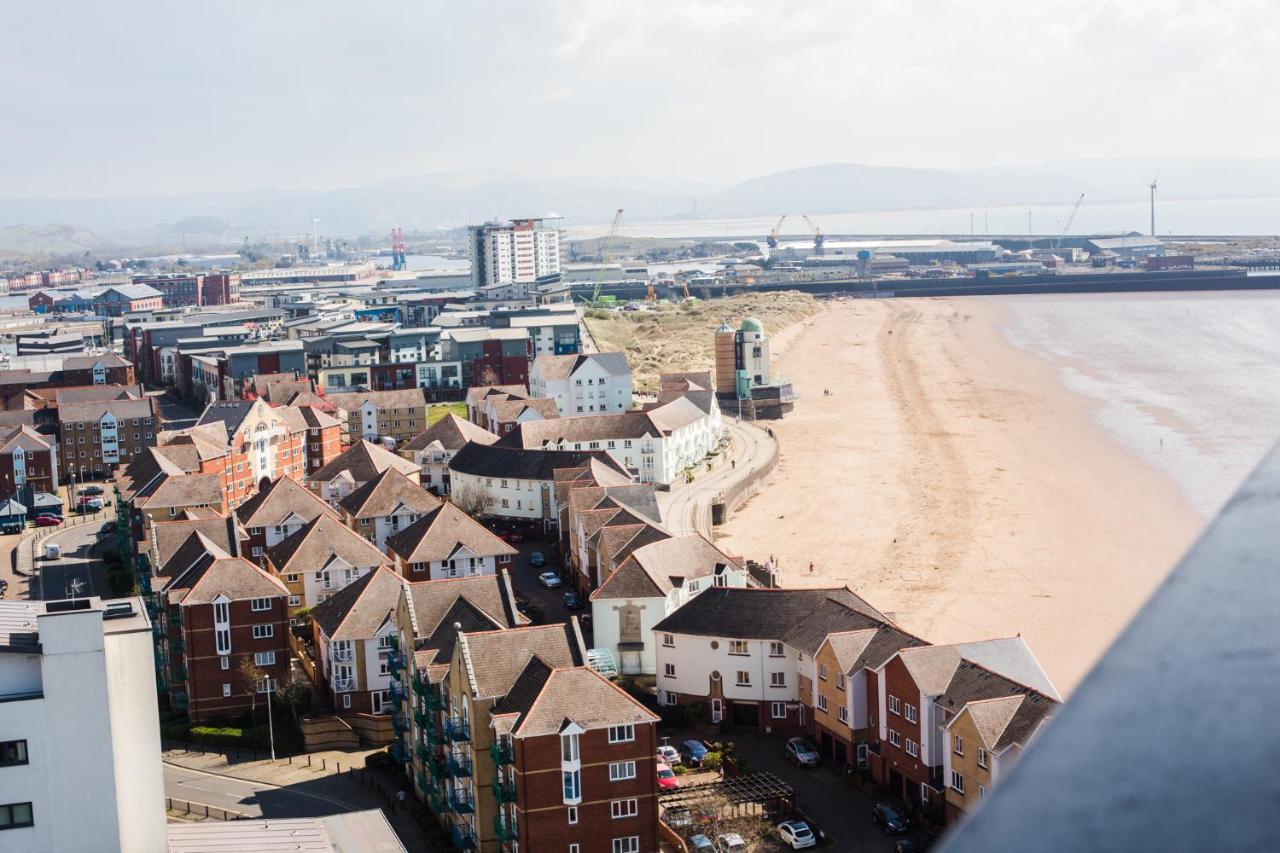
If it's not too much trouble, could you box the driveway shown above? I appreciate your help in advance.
[503,537,590,638]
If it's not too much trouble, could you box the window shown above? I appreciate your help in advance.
[220,656,230,670]
[222,683,232,698]
[770,672,786,688]
[251,546,264,557]
[0,802,33,830]
[252,624,274,639]
[888,729,902,748]
[570,846,580,853]
[612,837,640,853]
[608,760,636,781]
[921,783,930,804]
[735,670,750,687]
[567,806,578,825]
[837,673,847,690]
[561,732,580,763]
[288,595,301,607]
[562,770,581,802]
[664,663,675,678]
[608,724,635,744]
[838,705,849,724]
[769,641,784,657]
[771,701,787,719]
[817,694,828,712]
[610,798,638,819]
[953,735,964,756]
[818,663,828,681]
[950,771,965,793]
[904,703,918,724]
[0,741,27,767]
[979,784,987,801]
[254,651,276,666]
[250,598,271,612]
[728,640,749,656]
[661,633,674,647]
[888,695,901,715]
[905,738,919,758]
[978,748,988,768]
[214,628,231,656]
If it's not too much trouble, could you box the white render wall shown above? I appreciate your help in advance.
[654,632,800,704]
[530,358,633,417]
[449,470,550,522]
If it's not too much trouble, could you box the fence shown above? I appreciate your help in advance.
[165,797,250,821]
[713,425,781,523]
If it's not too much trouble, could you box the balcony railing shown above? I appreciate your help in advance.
[390,741,409,765]
[427,786,446,815]
[391,713,409,735]
[414,708,430,729]
[170,663,187,682]
[450,822,476,849]
[493,812,518,842]
[172,691,189,710]
[448,789,475,814]
[445,752,473,777]
[332,676,355,692]
[331,646,354,663]
[444,716,471,742]
[491,776,517,804]
[490,740,515,765]
[389,680,407,705]
[386,648,406,672]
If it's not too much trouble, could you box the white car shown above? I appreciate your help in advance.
[714,833,747,853]
[538,571,563,589]
[778,820,817,849]
[656,745,681,766]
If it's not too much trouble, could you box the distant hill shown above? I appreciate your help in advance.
[0,223,101,259]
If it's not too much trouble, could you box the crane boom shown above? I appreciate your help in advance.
[766,214,788,250]
[801,214,825,256]
[1054,193,1085,251]
[584,208,624,307]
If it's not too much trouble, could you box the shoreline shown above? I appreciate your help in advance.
[718,297,1205,693]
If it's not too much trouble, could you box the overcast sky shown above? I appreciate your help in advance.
[3,0,1276,198]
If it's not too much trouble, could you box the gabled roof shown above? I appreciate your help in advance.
[173,555,290,606]
[594,534,736,600]
[894,638,1061,701]
[531,351,630,381]
[324,388,429,415]
[338,468,441,520]
[487,397,560,424]
[196,400,261,439]
[312,566,405,641]
[458,623,582,700]
[309,440,421,485]
[466,384,527,408]
[402,414,499,452]
[386,503,516,564]
[134,473,224,511]
[235,475,334,529]
[403,574,522,665]
[496,663,658,738]
[265,514,388,572]
[57,396,156,424]
[939,664,1059,751]
[449,443,630,482]
[652,586,890,640]
[0,425,52,453]
[152,515,244,573]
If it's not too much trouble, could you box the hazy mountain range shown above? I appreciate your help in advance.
[3,156,1278,256]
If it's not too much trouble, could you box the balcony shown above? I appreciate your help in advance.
[491,776,517,804]
[489,740,514,765]
[445,752,473,777]
[391,713,409,735]
[450,822,476,849]
[414,708,430,729]
[416,742,430,764]
[168,634,184,654]
[388,680,406,705]
[386,647,406,672]
[444,716,471,742]
[389,740,409,765]
[172,690,189,710]
[493,812,518,843]
[170,662,187,682]
[332,676,356,693]
[331,645,354,663]
[448,789,475,814]
[427,786,447,815]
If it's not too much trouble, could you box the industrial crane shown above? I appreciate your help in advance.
[1053,194,1085,252]
[802,215,825,256]
[583,208,624,307]
[390,228,407,270]
[766,214,789,251]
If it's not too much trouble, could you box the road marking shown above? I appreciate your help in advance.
[163,761,362,812]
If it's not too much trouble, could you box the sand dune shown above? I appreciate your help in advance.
[719,298,1205,693]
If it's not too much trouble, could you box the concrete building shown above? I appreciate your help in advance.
[469,218,563,297]
[529,352,633,416]
[713,318,795,418]
[0,596,167,853]
[442,327,534,389]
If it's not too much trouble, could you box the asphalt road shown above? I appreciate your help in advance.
[163,763,364,819]
[35,516,111,600]
[154,389,199,430]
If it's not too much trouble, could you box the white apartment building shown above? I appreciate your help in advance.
[529,351,634,416]
[468,218,562,296]
[0,597,166,853]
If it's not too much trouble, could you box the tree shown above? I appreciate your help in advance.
[273,670,313,727]
[451,482,489,518]
[238,658,267,725]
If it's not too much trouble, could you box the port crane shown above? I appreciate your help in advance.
[766,214,789,251]
[801,215,825,256]
[390,228,407,270]
[1053,194,1085,252]
[582,208,624,307]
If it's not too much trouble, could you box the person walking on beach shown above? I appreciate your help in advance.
[809,561,814,574]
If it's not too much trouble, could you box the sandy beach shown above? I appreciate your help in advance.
[718,297,1208,693]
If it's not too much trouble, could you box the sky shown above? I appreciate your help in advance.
[2,0,1277,198]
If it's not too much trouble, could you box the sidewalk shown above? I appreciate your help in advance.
[659,419,778,537]
[163,744,440,850]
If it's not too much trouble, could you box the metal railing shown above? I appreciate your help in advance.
[165,797,249,821]
[331,646,354,663]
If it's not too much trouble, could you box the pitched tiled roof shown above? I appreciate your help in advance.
[594,534,736,600]
[511,666,657,738]
[403,574,521,665]
[197,400,261,439]
[0,425,52,453]
[134,473,224,510]
[531,351,630,381]
[312,566,404,641]
[235,476,334,529]
[385,503,516,564]
[939,663,1059,751]
[449,443,629,482]
[325,388,429,415]
[152,516,244,573]
[466,385,527,408]
[53,384,143,404]
[173,555,290,605]
[57,396,156,424]
[338,468,441,520]
[265,514,388,572]
[488,397,560,424]
[309,440,421,485]
[402,414,498,452]
[895,637,1060,700]
[652,586,889,639]
[783,598,888,656]
[458,623,581,700]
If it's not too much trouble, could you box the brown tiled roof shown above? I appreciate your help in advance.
[385,503,516,564]
[0,425,52,453]
[458,623,582,700]
[53,384,144,404]
[530,351,630,381]
[312,566,405,641]
[134,473,224,510]
[488,397,560,424]
[338,468,441,521]
[173,555,290,605]
[265,513,388,573]
[257,377,311,404]
[404,574,516,642]
[57,396,156,424]
[821,629,881,673]
[235,476,334,529]
[594,534,735,600]
[783,598,890,656]
[297,405,341,430]
[402,414,498,452]
[952,694,1024,750]
[325,388,429,415]
[152,516,244,571]
[466,385,526,408]
[896,638,1060,700]
[939,662,1059,751]
[309,440,421,485]
[510,666,658,738]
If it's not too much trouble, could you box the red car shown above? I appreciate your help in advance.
[33,514,62,527]
[656,763,680,790]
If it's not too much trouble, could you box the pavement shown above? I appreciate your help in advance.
[659,419,776,537]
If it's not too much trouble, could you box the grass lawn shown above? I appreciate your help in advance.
[427,402,468,425]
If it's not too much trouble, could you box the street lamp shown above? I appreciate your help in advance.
[265,677,276,761]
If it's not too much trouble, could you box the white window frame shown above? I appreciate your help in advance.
[954,735,964,756]
[771,701,787,719]
[951,770,965,793]
[888,695,901,715]
[735,670,750,687]
[768,641,784,657]
[817,694,828,712]
[607,724,635,744]
[608,760,636,781]
[252,624,274,639]
[770,671,786,688]
[661,633,674,648]
[567,806,578,826]
[728,640,749,656]
[254,651,276,667]
[612,838,640,853]
[610,798,638,819]
[250,597,271,612]
[906,738,919,758]
[978,747,988,768]
[888,729,902,748]
[663,663,675,678]
[904,703,918,724]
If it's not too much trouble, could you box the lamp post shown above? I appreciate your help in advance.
[265,676,277,761]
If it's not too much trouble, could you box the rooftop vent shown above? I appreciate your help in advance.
[103,601,136,620]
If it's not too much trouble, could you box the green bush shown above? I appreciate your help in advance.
[190,726,248,748]
[702,751,723,772]
[672,764,689,776]
[162,721,192,741]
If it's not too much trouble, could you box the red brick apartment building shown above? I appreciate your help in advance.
[0,425,59,494]
[57,396,160,479]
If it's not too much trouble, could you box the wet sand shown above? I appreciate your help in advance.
[718,298,1205,693]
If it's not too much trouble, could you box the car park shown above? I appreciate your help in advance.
[529,551,546,567]
[785,737,820,767]
[538,571,562,589]
[562,591,583,610]
[656,763,679,789]
[79,485,104,496]
[778,820,817,849]
[33,514,62,527]
[872,803,910,834]
[656,744,681,765]
[895,835,938,853]
[689,835,715,852]
[679,739,709,767]
[714,833,747,853]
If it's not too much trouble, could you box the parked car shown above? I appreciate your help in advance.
[714,833,747,853]
[895,835,939,853]
[785,737,820,767]
[663,807,692,829]
[777,821,817,850]
[656,763,679,790]
[679,739,709,767]
[689,835,715,852]
[529,551,546,567]
[872,803,910,834]
[562,591,583,610]
[656,744,681,766]
[538,571,562,589]
[33,515,62,527]
[79,485,104,496]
